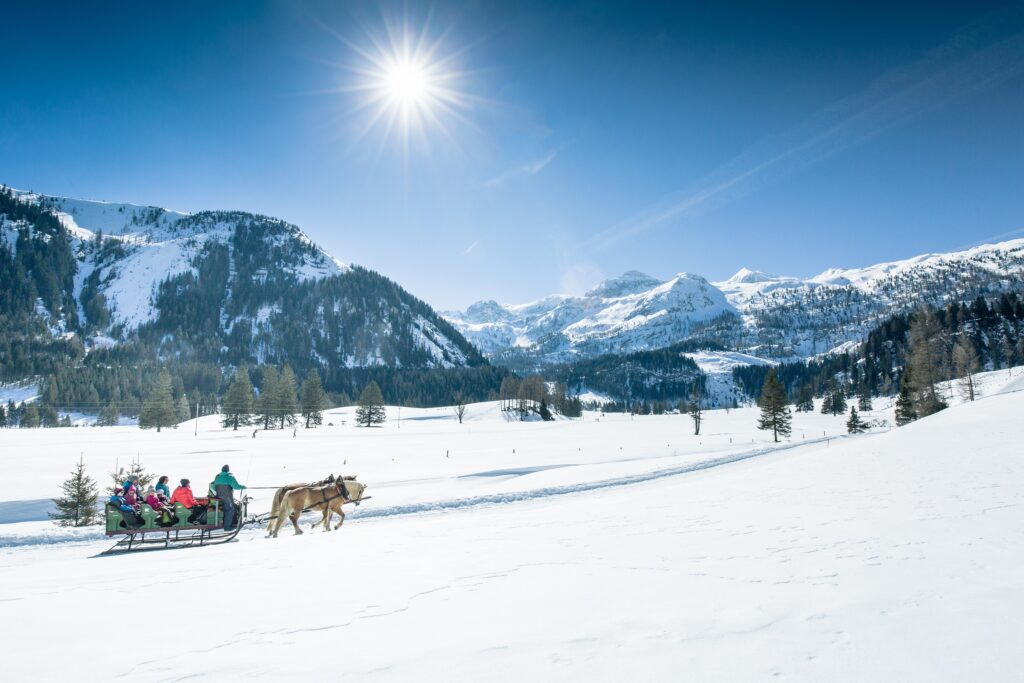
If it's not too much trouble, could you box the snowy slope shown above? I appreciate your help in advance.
[445,271,736,361]
[447,239,1024,383]
[1,187,480,370]
[1,373,1022,680]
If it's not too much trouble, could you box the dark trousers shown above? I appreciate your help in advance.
[221,496,236,530]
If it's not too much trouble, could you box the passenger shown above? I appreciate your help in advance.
[212,465,246,531]
[169,478,207,524]
[123,485,140,511]
[122,474,140,496]
[155,476,171,499]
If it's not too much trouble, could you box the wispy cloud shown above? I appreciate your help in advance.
[463,238,482,255]
[482,151,558,187]
[585,5,1024,251]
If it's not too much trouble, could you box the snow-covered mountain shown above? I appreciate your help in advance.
[0,188,484,374]
[446,239,1024,369]
[444,271,736,363]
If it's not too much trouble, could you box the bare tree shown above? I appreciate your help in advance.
[952,337,980,402]
[688,383,702,436]
[453,393,467,424]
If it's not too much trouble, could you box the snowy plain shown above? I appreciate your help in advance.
[1,369,1023,681]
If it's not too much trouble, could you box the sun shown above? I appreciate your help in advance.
[345,20,472,154]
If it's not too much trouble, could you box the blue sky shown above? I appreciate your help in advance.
[2,1,1024,310]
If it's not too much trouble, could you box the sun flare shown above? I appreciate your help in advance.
[346,21,471,153]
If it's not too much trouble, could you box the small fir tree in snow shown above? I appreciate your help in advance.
[829,390,847,416]
[538,398,554,421]
[300,369,328,428]
[857,392,873,412]
[139,370,177,432]
[21,404,40,428]
[846,407,867,434]
[894,372,917,426]
[356,381,387,427]
[794,384,814,412]
[97,402,119,427]
[256,366,279,429]
[50,457,99,527]
[276,365,300,429]
[820,392,833,415]
[757,370,791,443]
[0,403,6,428]
[221,367,254,430]
[688,383,702,435]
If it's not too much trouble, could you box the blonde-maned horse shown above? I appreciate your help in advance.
[265,475,335,536]
[269,476,366,537]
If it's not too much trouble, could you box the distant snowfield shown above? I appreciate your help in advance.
[1,370,1023,680]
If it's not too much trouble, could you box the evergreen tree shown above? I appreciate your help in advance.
[757,370,791,443]
[846,406,867,434]
[538,398,553,421]
[355,381,386,427]
[50,457,99,527]
[256,366,279,429]
[97,402,119,427]
[0,403,6,428]
[952,337,980,402]
[857,392,873,411]
[176,395,192,424]
[21,404,40,428]
[221,367,254,430]
[276,365,299,429]
[895,372,917,426]
[794,384,814,412]
[139,369,177,432]
[830,391,847,416]
[820,392,833,415]
[109,461,152,495]
[688,383,702,435]
[300,369,328,428]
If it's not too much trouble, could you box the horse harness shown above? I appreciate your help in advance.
[317,478,350,508]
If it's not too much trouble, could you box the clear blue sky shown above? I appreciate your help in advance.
[3,1,1024,310]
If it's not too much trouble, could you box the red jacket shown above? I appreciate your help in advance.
[169,486,197,508]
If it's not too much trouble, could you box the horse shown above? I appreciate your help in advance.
[269,476,366,538]
[266,474,335,536]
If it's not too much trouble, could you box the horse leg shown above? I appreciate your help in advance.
[289,507,303,535]
[334,508,345,530]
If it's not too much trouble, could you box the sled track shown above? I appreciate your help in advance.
[345,435,837,523]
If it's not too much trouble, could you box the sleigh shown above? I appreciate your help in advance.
[101,497,249,555]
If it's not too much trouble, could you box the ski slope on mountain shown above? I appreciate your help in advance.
[1,372,1022,680]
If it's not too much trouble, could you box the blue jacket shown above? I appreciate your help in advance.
[156,482,171,498]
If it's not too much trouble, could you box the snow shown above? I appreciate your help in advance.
[1,371,1023,679]
[0,381,39,407]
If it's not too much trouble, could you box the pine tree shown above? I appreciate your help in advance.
[355,381,386,427]
[757,370,791,443]
[820,392,833,415]
[688,383,702,435]
[895,372,917,426]
[221,367,254,430]
[300,369,328,428]
[0,403,6,428]
[50,457,99,527]
[97,402,119,427]
[256,366,279,429]
[276,365,299,429]
[139,369,177,432]
[830,391,847,416]
[21,404,40,428]
[794,384,814,412]
[846,407,867,434]
[176,395,191,424]
[538,398,553,421]
[952,337,980,402]
[857,392,873,411]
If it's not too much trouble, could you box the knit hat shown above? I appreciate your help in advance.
[180,478,190,486]
[221,465,230,472]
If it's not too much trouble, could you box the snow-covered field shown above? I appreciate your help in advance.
[2,370,1023,681]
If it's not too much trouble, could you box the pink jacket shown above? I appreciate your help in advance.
[145,494,165,510]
